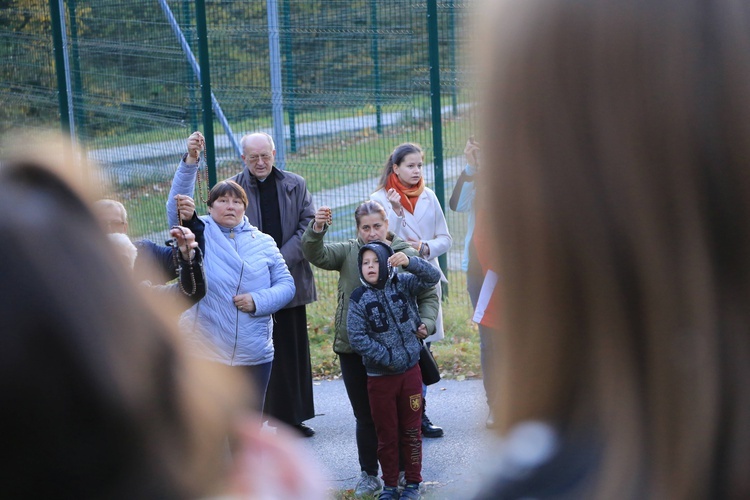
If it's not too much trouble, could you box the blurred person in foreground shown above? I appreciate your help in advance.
[0,135,327,499]
[472,0,750,498]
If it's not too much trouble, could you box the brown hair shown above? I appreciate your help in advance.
[207,180,249,209]
[376,142,423,190]
[480,0,750,497]
[0,154,245,498]
[354,200,388,228]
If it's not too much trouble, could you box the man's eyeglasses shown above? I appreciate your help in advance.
[245,153,273,163]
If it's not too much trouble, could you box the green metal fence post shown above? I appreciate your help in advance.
[282,0,296,152]
[48,0,72,135]
[370,0,382,134]
[448,3,457,116]
[68,0,86,135]
[183,0,199,132]
[427,0,447,277]
[195,0,216,186]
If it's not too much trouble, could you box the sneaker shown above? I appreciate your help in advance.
[398,471,406,490]
[354,471,382,498]
[399,483,422,499]
[379,486,399,499]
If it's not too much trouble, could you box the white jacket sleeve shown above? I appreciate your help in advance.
[166,159,198,227]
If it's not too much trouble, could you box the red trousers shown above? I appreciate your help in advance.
[367,363,423,487]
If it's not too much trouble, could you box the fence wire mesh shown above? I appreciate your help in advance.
[1,0,478,319]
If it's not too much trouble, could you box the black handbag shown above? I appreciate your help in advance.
[419,341,441,385]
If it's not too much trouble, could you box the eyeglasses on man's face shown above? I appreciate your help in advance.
[245,153,273,164]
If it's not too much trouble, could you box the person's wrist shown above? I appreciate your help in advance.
[182,152,199,165]
[465,163,478,176]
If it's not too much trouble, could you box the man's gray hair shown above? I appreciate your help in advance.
[240,132,275,151]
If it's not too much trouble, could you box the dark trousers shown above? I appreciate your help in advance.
[339,352,380,476]
[368,364,423,487]
[467,270,498,406]
[263,305,315,426]
[235,361,273,415]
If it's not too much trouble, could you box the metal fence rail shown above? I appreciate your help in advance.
[1,0,478,312]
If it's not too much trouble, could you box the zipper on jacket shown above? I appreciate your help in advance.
[230,262,245,365]
[379,287,414,367]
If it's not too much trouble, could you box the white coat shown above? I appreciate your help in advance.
[371,186,452,342]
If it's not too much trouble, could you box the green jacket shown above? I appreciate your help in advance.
[302,220,440,354]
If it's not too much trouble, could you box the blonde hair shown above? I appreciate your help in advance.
[108,232,138,270]
[94,198,128,223]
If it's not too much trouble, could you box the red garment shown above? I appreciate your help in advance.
[385,172,425,214]
[367,364,423,487]
[472,212,502,330]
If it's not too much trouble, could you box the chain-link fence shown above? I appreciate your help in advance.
[1,0,478,320]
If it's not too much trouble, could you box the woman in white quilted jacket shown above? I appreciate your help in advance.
[170,180,295,414]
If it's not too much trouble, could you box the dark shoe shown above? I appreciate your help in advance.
[421,413,444,438]
[293,422,315,437]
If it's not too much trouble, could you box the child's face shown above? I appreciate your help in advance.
[361,249,380,286]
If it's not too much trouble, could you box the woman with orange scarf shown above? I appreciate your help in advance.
[370,142,453,439]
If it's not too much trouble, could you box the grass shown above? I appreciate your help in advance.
[117,112,475,238]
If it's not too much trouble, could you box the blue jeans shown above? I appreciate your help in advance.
[237,361,273,415]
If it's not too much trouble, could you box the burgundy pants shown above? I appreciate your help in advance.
[367,363,423,487]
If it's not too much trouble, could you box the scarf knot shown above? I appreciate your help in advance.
[386,172,425,214]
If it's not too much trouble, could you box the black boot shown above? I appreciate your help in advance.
[421,398,444,438]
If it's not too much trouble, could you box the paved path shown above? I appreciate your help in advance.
[297,378,500,499]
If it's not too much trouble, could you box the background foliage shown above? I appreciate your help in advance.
[1,0,480,334]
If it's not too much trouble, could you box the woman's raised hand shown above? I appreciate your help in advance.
[313,206,332,232]
[169,226,198,261]
[186,131,205,163]
[386,188,404,216]
[464,137,481,168]
[174,194,196,222]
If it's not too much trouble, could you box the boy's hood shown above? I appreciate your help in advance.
[358,241,395,289]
